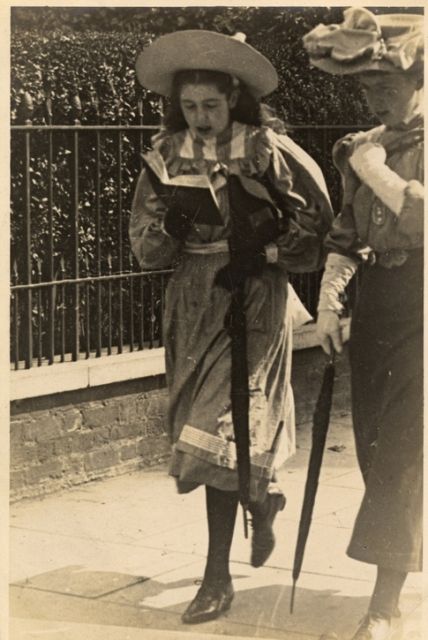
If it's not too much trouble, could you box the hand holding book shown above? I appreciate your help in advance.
[142,151,224,227]
[163,205,193,240]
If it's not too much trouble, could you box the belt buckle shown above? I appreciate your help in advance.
[377,249,409,268]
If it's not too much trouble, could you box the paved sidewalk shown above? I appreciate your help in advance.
[10,413,426,640]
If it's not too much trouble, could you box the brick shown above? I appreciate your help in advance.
[81,404,120,429]
[26,461,63,485]
[60,409,83,432]
[84,447,120,472]
[10,469,27,492]
[118,401,139,424]
[64,457,85,476]
[146,417,166,437]
[78,427,110,452]
[111,422,145,441]
[120,444,137,461]
[10,443,37,467]
[37,441,55,463]
[10,420,26,446]
[53,435,76,457]
[137,436,170,462]
[20,419,38,442]
[33,415,64,443]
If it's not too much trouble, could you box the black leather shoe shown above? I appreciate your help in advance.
[250,491,286,568]
[350,613,403,640]
[181,580,234,624]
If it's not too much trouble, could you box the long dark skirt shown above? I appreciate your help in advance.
[348,250,423,572]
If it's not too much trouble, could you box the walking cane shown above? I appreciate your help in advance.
[227,175,279,538]
[230,279,251,537]
[290,347,336,613]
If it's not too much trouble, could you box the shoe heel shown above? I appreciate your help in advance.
[277,494,286,511]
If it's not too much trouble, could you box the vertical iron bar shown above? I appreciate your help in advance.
[137,87,144,168]
[37,259,42,366]
[23,94,33,369]
[71,93,81,361]
[60,257,66,362]
[85,257,90,358]
[159,274,165,347]
[129,252,134,352]
[13,261,19,370]
[139,276,144,350]
[117,129,123,353]
[95,129,102,357]
[46,95,55,364]
[150,276,155,348]
[107,253,112,355]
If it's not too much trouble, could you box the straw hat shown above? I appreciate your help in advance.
[303,7,423,75]
[136,30,278,98]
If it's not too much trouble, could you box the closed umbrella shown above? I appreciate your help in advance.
[290,350,336,613]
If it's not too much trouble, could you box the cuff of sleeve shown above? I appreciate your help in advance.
[160,221,172,237]
[317,252,358,314]
[265,243,279,264]
[400,179,424,215]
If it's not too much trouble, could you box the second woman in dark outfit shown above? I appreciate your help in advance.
[304,8,423,640]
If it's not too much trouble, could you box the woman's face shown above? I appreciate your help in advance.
[359,71,422,127]
[179,83,238,139]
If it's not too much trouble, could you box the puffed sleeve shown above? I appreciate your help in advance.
[324,133,370,261]
[264,141,333,273]
[398,179,424,242]
[129,169,180,270]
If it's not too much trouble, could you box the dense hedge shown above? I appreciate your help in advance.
[11,6,375,127]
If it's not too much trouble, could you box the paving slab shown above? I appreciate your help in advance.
[10,528,203,585]
[11,479,204,545]
[9,414,425,640]
[11,617,297,640]
[10,585,315,640]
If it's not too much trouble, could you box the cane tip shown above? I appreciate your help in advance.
[289,581,296,614]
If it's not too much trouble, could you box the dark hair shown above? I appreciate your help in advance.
[162,69,263,132]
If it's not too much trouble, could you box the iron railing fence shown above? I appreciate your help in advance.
[10,93,369,370]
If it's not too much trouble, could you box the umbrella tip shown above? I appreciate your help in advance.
[290,581,296,614]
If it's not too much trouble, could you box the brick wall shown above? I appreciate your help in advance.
[10,347,351,502]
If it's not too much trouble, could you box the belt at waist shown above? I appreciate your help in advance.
[371,247,423,268]
[183,240,229,255]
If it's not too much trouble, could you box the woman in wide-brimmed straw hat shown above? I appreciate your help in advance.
[303,8,423,640]
[130,29,332,624]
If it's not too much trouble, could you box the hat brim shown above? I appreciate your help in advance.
[136,30,278,98]
[309,56,401,76]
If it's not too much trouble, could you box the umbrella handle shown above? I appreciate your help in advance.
[327,340,336,366]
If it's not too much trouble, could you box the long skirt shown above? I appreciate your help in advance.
[347,250,423,572]
[164,250,295,503]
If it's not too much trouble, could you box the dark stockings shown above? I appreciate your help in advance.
[369,566,407,619]
[203,486,239,585]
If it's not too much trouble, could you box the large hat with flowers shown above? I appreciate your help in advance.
[303,7,423,75]
[136,30,278,98]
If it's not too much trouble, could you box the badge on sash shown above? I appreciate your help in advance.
[371,201,386,226]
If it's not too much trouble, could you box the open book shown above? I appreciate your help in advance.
[142,151,224,226]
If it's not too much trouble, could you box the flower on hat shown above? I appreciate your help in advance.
[303,7,423,74]
[384,31,423,71]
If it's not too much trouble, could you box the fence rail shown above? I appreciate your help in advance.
[11,95,368,370]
